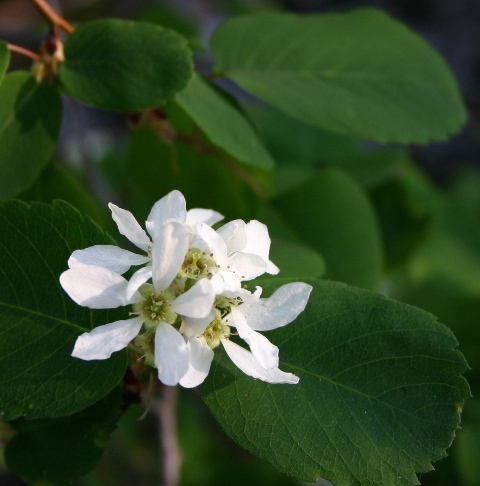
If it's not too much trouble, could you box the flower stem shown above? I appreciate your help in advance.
[153,386,182,486]
[7,43,41,61]
[30,0,75,34]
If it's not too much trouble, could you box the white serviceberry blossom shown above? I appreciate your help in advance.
[192,219,279,289]
[67,190,223,299]
[60,219,217,386]
[60,190,312,389]
[179,282,312,388]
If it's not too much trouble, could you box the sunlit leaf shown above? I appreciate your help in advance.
[60,19,192,111]
[212,9,466,143]
[175,74,274,170]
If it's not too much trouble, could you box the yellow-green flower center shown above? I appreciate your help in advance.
[202,310,230,349]
[133,286,177,330]
[179,248,216,280]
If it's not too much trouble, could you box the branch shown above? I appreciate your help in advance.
[7,43,41,61]
[30,0,74,34]
[152,386,182,486]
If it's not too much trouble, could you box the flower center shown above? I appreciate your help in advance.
[202,310,230,349]
[133,286,177,331]
[179,248,216,280]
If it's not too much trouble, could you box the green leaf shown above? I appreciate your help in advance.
[175,74,274,170]
[266,237,325,280]
[60,19,192,111]
[0,200,128,420]
[0,72,62,200]
[200,278,470,485]
[18,163,104,226]
[126,126,260,221]
[371,178,431,269]
[246,105,360,166]
[5,388,122,486]
[211,9,467,143]
[0,41,10,85]
[272,169,383,289]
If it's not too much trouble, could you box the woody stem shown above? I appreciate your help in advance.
[7,43,41,61]
[30,0,75,34]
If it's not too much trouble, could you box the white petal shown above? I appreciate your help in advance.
[240,282,313,331]
[154,323,189,386]
[214,269,242,290]
[179,338,214,388]
[221,339,299,384]
[195,223,228,266]
[146,190,187,239]
[266,260,280,275]
[186,208,223,227]
[238,286,263,305]
[210,274,261,303]
[180,307,215,338]
[60,267,133,309]
[151,221,191,291]
[68,245,150,274]
[228,252,268,281]
[109,203,151,252]
[71,316,143,360]
[171,279,215,319]
[217,220,247,254]
[242,220,278,274]
[126,266,152,300]
[230,306,279,370]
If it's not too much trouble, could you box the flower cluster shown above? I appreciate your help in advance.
[60,190,312,387]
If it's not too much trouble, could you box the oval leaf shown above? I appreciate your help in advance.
[211,9,467,143]
[200,279,470,485]
[60,19,193,111]
[0,200,128,420]
[5,388,121,485]
[272,169,383,289]
[0,72,62,200]
[175,74,274,170]
[0,41,10,85]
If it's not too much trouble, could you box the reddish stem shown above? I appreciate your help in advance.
[7,43,41,61]
[30,0,75,34]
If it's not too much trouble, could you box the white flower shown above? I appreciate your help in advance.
[192,219,279,289]
[60,218,216,386]
[178,282,312,387]
[68,190,223,299]
[61,189,313,390]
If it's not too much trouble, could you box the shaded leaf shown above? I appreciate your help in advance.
[126,126,260,221]
[60,19,192,111]
[371,178,431,269]
[0,72,62,200]
[0,201,128,420]
[201,278,470,485]
[18,163,104,226]
[5,388,122,486]
[265,237,325,280]
[0,41,10,84]
[272,169,383,289]
[175,74,274,170]
[211,9,466,143]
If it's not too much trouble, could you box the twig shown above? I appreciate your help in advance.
[7,43,41,61]
[30,0,75,34]
[152,386,182,486]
